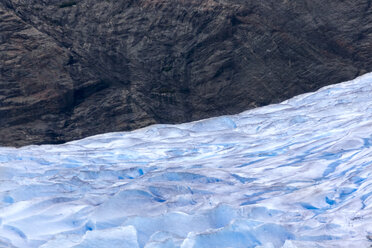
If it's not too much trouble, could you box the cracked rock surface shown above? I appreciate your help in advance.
[1,0,372,146]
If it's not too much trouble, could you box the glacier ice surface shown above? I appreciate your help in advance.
[1,73,372,247]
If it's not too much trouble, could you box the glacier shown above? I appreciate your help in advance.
[1,73,372,247]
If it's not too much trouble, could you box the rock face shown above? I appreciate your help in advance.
[1,0,372,147]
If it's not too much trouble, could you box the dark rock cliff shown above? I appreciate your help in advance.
[1,0,372,146]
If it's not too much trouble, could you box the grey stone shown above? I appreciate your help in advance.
[1,0,372,146]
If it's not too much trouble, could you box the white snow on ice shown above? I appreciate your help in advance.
[1,73,372,247]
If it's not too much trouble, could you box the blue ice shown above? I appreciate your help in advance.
[1,73,372,247]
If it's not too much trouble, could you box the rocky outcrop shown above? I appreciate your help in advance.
[1,0,372,146]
